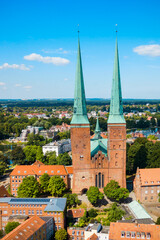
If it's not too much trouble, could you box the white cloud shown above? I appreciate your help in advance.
[0,82,5,86]
[133,44,160,57]
[24,86,32,89]
[15,84,21,87]
[24,53,70,66]
[42,48,69,54]
[64,78,68,81]
[0,63,30,70]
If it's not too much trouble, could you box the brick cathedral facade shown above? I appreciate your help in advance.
[71,38,126,194]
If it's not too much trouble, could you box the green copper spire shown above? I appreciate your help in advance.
[108,36,125,124]
[71,38,89,125]
[93,116,102,139]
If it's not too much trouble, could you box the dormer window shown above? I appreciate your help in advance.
[80,155,83,160]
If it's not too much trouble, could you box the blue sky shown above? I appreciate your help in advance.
[0,0,160,99]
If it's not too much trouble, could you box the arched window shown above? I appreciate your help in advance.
[102,174,104,188]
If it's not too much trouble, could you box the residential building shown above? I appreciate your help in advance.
[50,122,70,132]
[2,215,53,240]
[67,208,85,224]
[67,227,85,240]
[10,161,73,196]
[109,222,160,240]
[42,139,71,156]
[71,36,126,194]
[0,197,66,231]
[19,126,43,142]
[134,168,160,203]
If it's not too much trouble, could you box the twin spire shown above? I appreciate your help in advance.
[71,35,125,125]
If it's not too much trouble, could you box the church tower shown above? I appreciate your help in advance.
[71,38,91,194]
[107,36,126,188]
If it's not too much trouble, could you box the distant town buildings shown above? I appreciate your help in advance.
[10,161,73,196]
[0,197,66,231]
[42,139,71,156]
[50,122,70,132]
[1,215,54,240]
[19,126,43,142]
[134,168,160,203]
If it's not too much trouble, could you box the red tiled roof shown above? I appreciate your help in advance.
[67,209,85,218]
[87,233,98,240]
[0,186,10,197]
[138,168,160,186]
[109,222,160,240]
[2,216,46,240]
[10,164,68,176]
[65,166,73,174]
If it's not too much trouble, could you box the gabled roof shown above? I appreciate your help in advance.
[138,168,160,186]
[0,186,10,197]
[67,208,85,218]
[1,216,46,240]
[65,166,73,174]
[91,138,108,157]
[10,164,68,176]
[87,233,98,240]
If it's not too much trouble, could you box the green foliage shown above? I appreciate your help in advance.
[5,222,20,234]
[57,152,72,165]
[48,176,66,197]
[107,203,125,222]
[17,176,41,198]
[156,217,160,225]
[87,186,104,206]
[57,131,70,140]
[27,133,45,146]
[147,134,158,140]
[63,193,80,208]
[55,229,67,240]
[0,229,3,238]
[104,180,129,202]
[45,152,72,166]
[39,173,50,193]
[36,146,44,162]
[10,146,25,165]
[88,208,98,218]
[23,145,38,163]
[0,154,7,176]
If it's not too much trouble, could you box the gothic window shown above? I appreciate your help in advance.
[95,175,97,187]
[82,176,85,179]
[115,153,118,158]
[83,144,86,149]
[102,174,104,188]
[119,145,121,148]
[98,172,101,188]
[115,161,118,166]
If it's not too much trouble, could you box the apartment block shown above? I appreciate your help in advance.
[109,222,160,240]
[10,161,73,196]
[134,168,160,203]
[2,215,53,240]
[0,197,66,231]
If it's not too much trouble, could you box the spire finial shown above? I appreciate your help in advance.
[77,24,80,38]
[115,24,118,34]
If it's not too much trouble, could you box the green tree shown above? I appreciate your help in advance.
[57,131,70,140]
[88,208,98,218]
[17,176,41,198]
[156,217,160,225]
[5,222,20,234]
[0,154,7,176]
[0,229,3,238]
[57,152,72,165]
[46,151,57,165]
[104,180,129,202]
[63,193,80,208]
[23,145,38,163]
[48,176,66,197]
[36,146,44,162]
[39,173,50,193]
[87,186,104,206]
[107,203,125,222]
[147,135,158,140]
[11,146,25,165]
[55,229,67,240]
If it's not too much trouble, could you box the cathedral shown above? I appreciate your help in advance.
[71,37,126,194]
